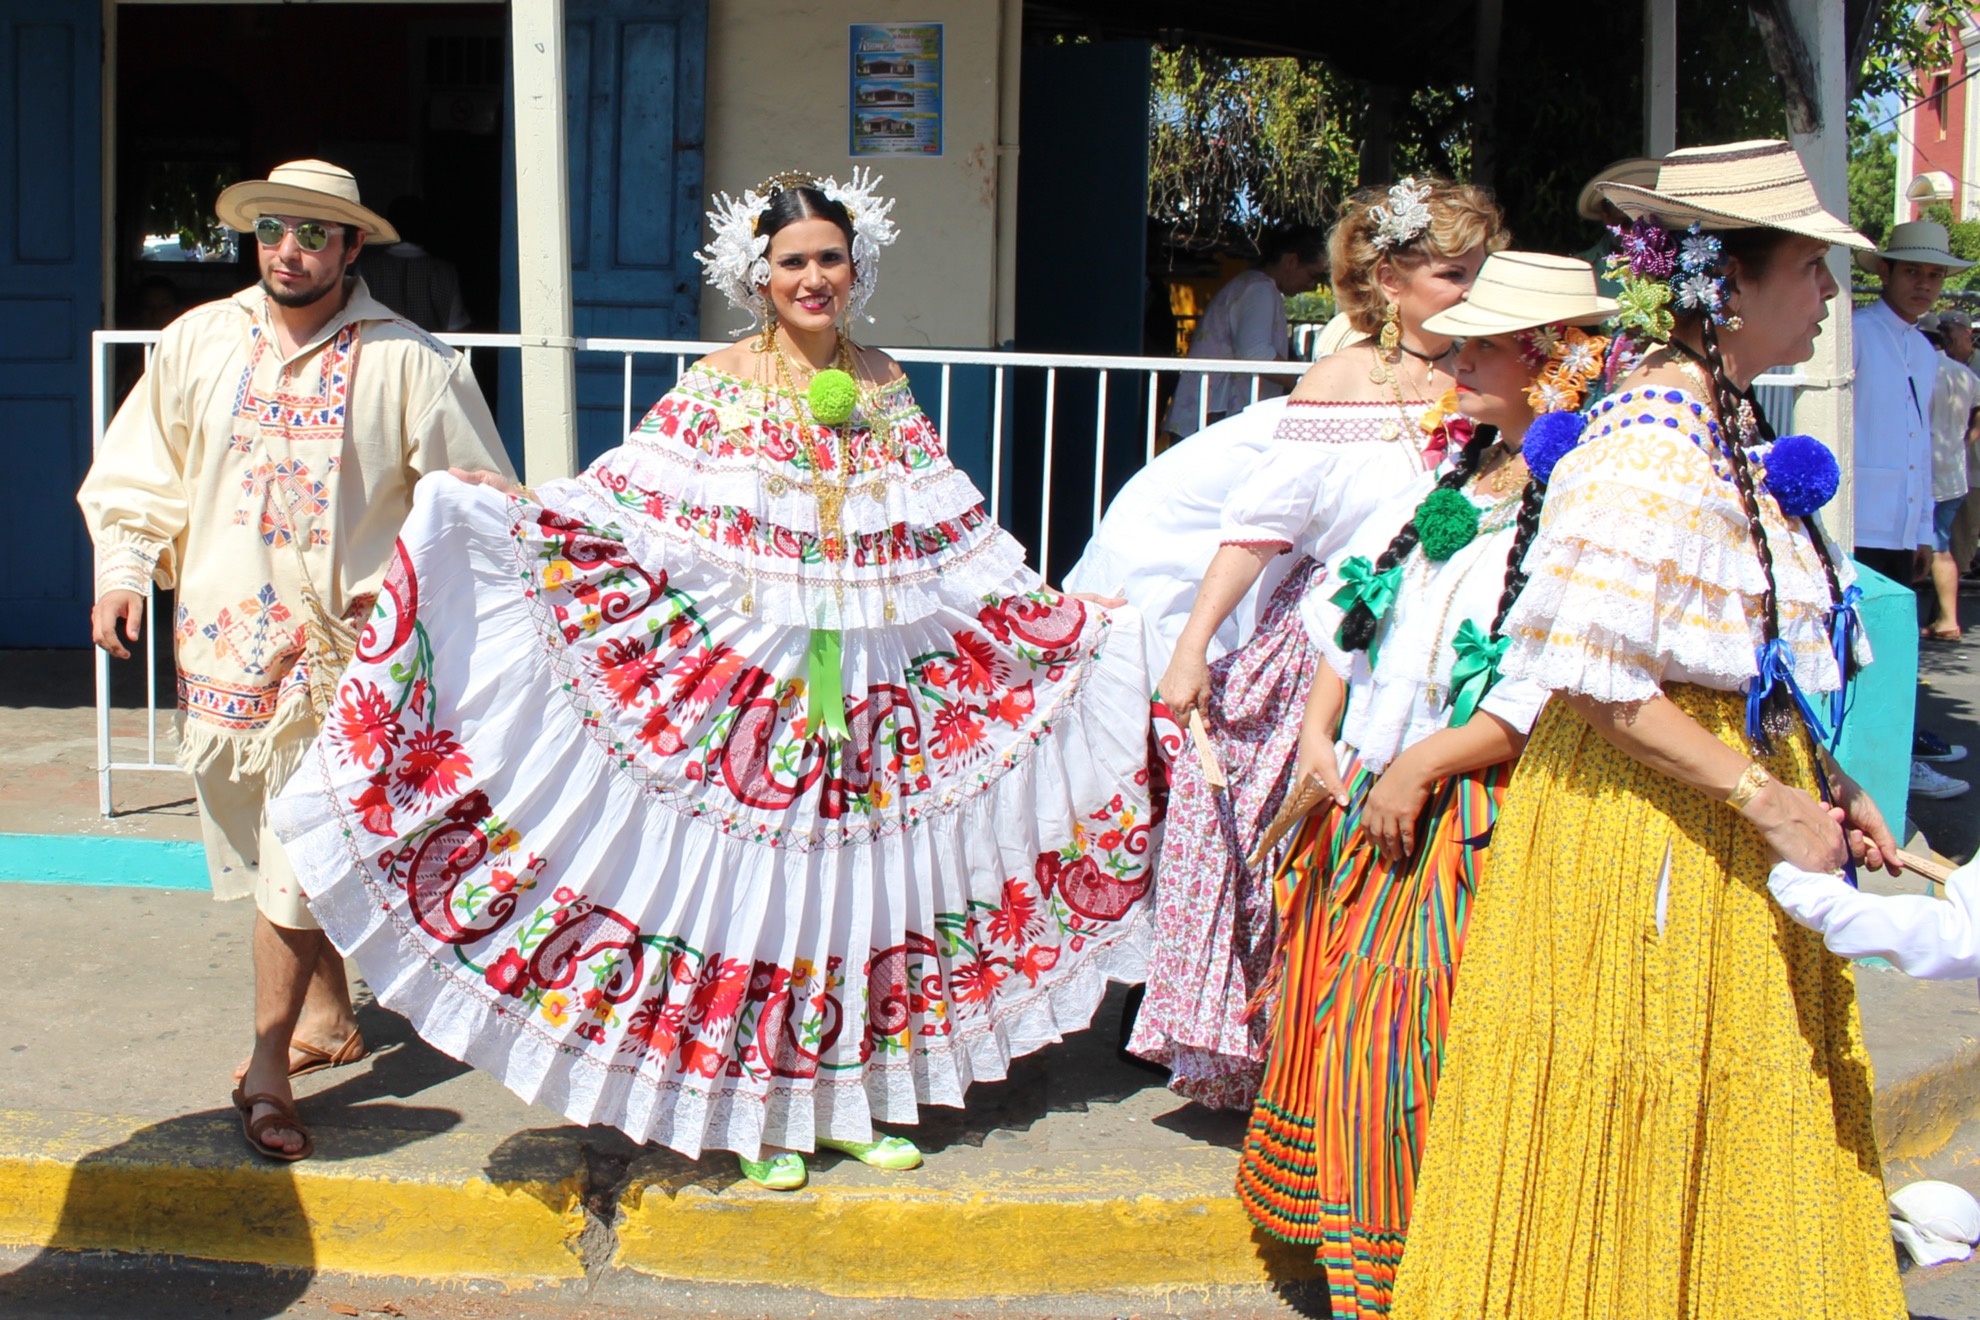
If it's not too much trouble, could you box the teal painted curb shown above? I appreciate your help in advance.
[0,834,208,890]
[1835,561,1918,828]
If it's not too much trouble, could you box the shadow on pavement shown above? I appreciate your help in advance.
[0,1007,463,1320]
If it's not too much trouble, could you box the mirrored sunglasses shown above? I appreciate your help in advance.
[254,216,337,252]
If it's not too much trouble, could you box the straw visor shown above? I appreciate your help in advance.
[215,160,398,243]
[1420,251,1616,338]
[1597,139,1871,251]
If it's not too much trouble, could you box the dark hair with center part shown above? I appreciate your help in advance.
[757,186,855,251]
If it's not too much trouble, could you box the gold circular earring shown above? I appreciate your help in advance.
[1369,302,1401,385]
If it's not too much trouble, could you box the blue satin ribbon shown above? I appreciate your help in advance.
[1446,619,1509,727]
[1745,638,1830,748]
[1747,638,1857,888]
[1826,584,1862,749]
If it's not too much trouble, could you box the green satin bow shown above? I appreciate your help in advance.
[1329,555,1404,662]
[1446,618,1510,727]
[807,628,851,743]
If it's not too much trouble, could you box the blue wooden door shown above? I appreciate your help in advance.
[0,0,101,646]
[501,0,707,468]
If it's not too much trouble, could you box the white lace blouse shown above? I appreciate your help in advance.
[1498,386,1867,704]
[1301,470,1550,774]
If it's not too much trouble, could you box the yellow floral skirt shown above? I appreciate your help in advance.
[1389,685,1903,1320]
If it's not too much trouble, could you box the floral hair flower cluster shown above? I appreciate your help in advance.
[1369,177,1434,251]
[1605,218,1738,342]
[1513,323,1611,414]
[695,167,900,330]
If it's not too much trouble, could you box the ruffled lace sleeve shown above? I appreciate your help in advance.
[1499,389,1775,703]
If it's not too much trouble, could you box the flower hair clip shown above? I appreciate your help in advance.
[1370,177,1434,251]
[1514,323,1611,414]
[1606,219,1740,340]
[694,168,901,332]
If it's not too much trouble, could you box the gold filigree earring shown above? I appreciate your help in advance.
[1369,302,1401,385]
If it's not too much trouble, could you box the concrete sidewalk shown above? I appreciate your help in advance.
[2,626,1979,1304]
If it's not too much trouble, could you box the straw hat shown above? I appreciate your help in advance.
[214,160,398,243]
[1420,251,1617,337]
[1853,219,1974,274]
[1576,157,1660,222]
[1597,139,1871,251]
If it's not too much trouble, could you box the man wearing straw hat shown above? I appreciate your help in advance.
[78,160,513,1160]
[1853,219,1974,801]
[1851,220,1971,597]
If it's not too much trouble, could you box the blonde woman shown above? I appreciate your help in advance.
[1127,179,1509,1107]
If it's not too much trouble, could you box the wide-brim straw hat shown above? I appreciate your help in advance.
[1420,251,1617,337]
[215,160,398,243]
[1853,218,1975,273]
[1597,139,1871,251]
[1576,157,1661,222]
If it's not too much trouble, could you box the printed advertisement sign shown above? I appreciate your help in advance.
[850,23,942,157]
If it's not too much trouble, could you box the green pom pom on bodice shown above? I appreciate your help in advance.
[807,369,859,425]
[1413,486,1481,562]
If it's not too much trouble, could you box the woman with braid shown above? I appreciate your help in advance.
[1234,253,1613,1318]
[1391,143,1907,1320]
[1129,179,1506,1107]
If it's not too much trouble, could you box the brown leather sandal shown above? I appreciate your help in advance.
[287,1029,369,1079]
[232,1087,315,1162]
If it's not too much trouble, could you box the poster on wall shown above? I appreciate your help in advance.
[850,23,942,157]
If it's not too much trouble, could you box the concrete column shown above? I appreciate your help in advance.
[1786,0,1855,550]
[510,0,578,482]
[1643,0,1677,155]
[992,0,1021,348]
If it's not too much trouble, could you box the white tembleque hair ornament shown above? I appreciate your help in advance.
[1369,176,1434,251]
[694,168,901,332]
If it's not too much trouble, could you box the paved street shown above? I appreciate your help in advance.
[1,582,1979,1316]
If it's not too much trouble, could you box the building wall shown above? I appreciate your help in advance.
[698,0,1009,348]
[1901,24,1977,221]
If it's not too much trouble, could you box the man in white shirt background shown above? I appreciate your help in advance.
[1164,225,1326,440]
[1851,220,1972,801]
[1917,310,1979,641]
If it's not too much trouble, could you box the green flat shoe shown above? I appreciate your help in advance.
[816,1134,924,1171]
[737,1151,807,1190]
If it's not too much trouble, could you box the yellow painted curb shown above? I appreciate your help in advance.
[614,1152,1321,1298]
[0,1110,585,1281]
[1875,1032,1980,1164]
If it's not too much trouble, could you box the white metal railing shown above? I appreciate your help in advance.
[88,329,1290,814]
[86,327,1808,816]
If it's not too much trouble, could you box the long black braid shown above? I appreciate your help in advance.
[1686,316,1855,741]
[1487,476,1548,639]
[1336,424,1498,653]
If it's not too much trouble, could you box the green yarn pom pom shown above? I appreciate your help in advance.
[807,369,858,425]
[1413,486,1481,562]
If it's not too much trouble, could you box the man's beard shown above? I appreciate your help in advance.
[260,270,343,309]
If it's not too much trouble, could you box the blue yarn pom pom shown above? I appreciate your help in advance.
[1522,411,1588,486]
[1762,434,1840,517]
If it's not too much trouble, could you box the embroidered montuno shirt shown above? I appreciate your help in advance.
[77,280,511,775]
[1499,386,1866,705]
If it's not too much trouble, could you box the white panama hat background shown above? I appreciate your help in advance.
[1420,251,1617,338]
[215,160,399,243]
[1853,219,1975,274]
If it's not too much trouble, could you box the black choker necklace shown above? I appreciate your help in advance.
[1397,340,1451,366]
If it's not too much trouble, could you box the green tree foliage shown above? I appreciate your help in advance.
[1919,202,1980,291]
[1147,49,1362,249]
[1850,128,1898,249]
